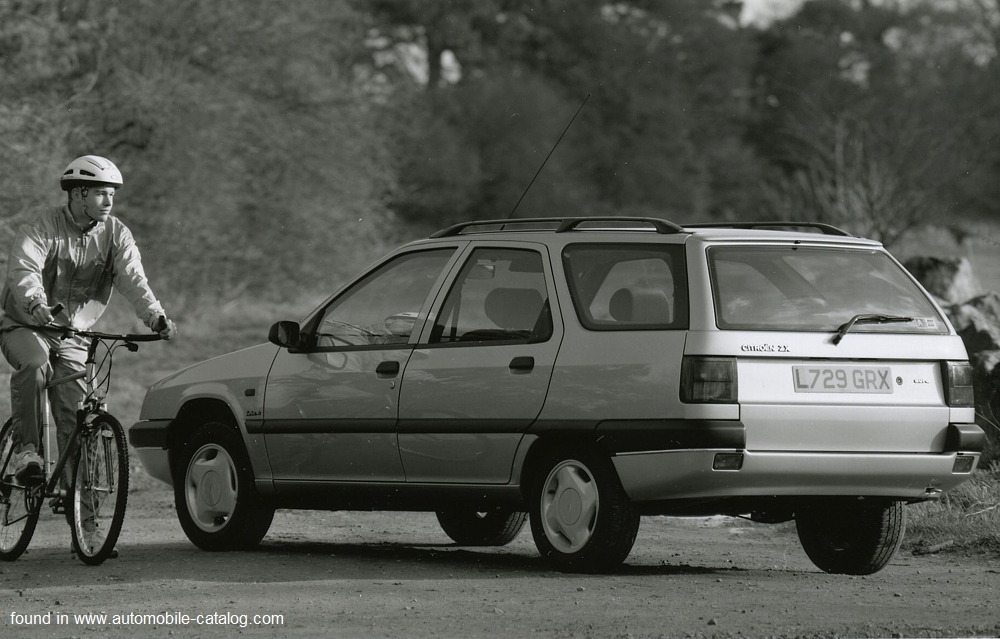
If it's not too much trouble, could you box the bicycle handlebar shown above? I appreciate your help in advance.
[72,330,164,342]
[13,323,164,343]
[27,302,167,342]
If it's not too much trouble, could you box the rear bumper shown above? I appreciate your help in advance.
[613,448,980,503]
[129,420,173,487]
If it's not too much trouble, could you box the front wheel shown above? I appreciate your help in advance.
[436,509,527,546]
[174,422,274,551]
[71,414,128,565]
[796,500,905,575]
[528,447,639,573]
[0,418,41,561]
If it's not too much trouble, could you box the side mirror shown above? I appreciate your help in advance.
[268,321,301,349]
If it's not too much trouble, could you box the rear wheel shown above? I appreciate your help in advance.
[70,414,128,565]
[529,446,639,573]
[796,500,905,575]
[436,509,527,546]
[174,421,274,551]
[0,418,40,561]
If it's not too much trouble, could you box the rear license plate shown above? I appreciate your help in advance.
[792,366,893,394]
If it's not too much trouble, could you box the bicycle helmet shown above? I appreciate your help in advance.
[60,155,123,191]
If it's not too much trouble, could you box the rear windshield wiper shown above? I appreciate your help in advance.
[832,313,914,346]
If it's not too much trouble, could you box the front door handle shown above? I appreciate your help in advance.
[509,356,534,372]
[376,361,400,377]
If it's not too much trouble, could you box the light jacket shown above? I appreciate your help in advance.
[0,206,163,331]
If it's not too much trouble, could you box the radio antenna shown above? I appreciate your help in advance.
[507,93,590,219]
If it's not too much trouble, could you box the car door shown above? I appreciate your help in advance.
[397,243,562,483]
[263,247,458,484]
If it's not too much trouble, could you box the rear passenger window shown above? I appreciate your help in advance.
[562,244,688,330]
[430,248,552,344]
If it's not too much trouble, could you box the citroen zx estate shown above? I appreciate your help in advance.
[130,218,986,574]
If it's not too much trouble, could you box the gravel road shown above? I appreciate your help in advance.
[2,487,998,638]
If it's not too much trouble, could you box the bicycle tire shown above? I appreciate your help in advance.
[0,417,41,561]
[70,413,128,565]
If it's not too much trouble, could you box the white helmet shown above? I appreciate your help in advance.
[60,155,123,191]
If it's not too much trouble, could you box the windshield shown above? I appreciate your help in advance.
[707,246,947,334]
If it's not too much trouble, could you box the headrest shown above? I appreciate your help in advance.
[484,288,544,330]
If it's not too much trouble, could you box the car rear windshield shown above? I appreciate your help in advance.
[562,243,688,330]
[707,246,948,333]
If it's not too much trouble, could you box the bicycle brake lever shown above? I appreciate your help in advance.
[125,342,139,352]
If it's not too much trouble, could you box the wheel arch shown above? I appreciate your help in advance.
[516,434,611,502]
[166,397,243,483]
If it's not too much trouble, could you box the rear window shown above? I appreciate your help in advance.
[562,243,688,330]
[707,246,948,333]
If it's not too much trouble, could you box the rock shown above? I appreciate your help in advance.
[944,292,1000,464]
[904,256,980,304]
[947,293,1000,378]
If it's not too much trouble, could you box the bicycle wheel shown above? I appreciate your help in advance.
[70,414,128,565]
[0,417,41,561]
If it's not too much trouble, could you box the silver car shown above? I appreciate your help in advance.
[130,218,985,574]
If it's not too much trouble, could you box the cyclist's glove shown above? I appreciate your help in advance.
[150,315,177,340]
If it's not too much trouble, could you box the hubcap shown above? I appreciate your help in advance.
[540,460,599,553]
[185,444,238,533]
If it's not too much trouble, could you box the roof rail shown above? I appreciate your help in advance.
[682,221,853,236]
[555,217,684,234]
[430,216,685,238]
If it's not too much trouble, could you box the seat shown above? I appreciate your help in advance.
[609,287,671,324]
[484,288,545,332]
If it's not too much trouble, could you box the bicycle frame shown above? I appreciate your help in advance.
[19,327,160,500]
[1,322,163,564]
[38,332,112,498]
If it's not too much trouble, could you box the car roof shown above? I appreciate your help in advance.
[421,217,883,248]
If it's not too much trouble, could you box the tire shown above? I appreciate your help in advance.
[796,500,905,575]
[528,446,640,573]
[70,414,128,565]
[174,421,274,551]
[0,418,40,561]
[436,509,527,546]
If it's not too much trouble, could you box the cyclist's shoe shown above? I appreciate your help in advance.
[12,450,44,486]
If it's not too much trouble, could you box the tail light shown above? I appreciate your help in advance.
[942,361,974,407]
[681,356,737,403]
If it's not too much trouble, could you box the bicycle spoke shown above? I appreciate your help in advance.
[0,419,40,561]
[71,416,128,565]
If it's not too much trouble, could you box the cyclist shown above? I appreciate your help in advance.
[0,155,176,498]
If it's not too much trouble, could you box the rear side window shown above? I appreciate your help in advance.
[562,244,688,330]
[708,246,948,333]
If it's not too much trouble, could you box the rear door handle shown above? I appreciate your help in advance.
[376,361,400,377]
[509,356,534,372]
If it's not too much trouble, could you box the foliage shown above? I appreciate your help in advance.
[2,0,1000,302]
[750,0,1000,241]
[905,463,1000,555]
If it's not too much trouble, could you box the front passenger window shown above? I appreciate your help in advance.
[430,248,552,344]
[312,249,454,348]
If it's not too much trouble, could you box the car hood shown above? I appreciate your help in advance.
[139,343,280,421]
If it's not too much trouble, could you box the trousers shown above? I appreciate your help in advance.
[1,327,88,488]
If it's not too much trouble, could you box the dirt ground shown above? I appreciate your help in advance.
[1,486,998,639]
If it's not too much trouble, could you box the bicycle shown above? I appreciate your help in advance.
[0,312,164,565]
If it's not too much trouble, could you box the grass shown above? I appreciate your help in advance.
[904,463,1000,555]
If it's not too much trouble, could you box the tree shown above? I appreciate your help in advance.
[749,0,1000,242]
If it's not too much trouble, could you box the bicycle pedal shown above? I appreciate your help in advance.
[14,471,44,487]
